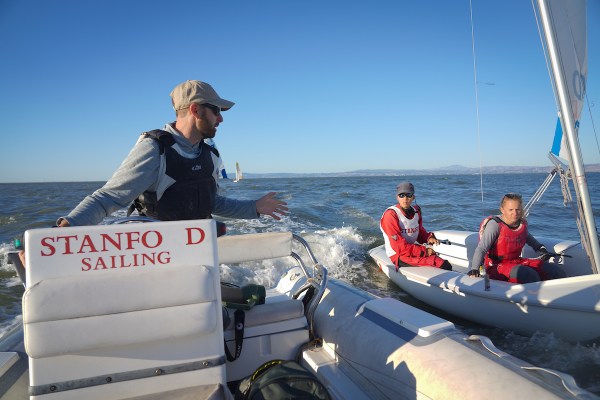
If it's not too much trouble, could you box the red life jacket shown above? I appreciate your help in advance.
[480,216,528,265]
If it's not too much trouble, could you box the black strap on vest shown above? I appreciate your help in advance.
[485,216,505,262]
[224,309,245,362]
[127,130,170,217]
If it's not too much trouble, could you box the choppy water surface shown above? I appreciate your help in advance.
[1,174,599,394]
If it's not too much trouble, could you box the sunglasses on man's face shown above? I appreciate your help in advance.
[398,193,413,198]
[202,103,221,116]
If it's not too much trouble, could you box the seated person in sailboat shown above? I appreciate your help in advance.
[469,193,566,283]
[380,181,452,271]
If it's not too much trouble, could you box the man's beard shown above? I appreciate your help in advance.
[202,127,217,138]
[198,117,217,139]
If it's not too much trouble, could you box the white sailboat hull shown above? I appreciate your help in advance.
[368,230,600,342]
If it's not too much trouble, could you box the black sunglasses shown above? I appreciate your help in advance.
[202,103,221,116]
[398,193,413,198]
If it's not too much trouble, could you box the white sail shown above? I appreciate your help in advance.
[546,0,587,162]
[538,0,600,272]
[233,162,243,182]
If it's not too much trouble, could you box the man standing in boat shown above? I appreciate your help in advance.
[54,80,288,227]
[380,181,452,271]
[468,193,565,283]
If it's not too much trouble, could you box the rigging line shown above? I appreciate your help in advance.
[585,95,600,157]
[469,0,484,211]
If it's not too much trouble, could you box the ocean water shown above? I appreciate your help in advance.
[1,174,600,394]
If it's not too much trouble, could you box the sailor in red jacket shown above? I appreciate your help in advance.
[380,182,452,271]
[469,193,566,283]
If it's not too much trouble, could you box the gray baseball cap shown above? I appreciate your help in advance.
[396,181,415,195]
[170,80,235,111]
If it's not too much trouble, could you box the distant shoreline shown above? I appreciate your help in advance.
[5,164,598,184]
[241,163,600,179]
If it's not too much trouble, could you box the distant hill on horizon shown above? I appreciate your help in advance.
[6,164,600,184]
[240,163,600,179]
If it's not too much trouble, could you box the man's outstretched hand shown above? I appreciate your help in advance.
[256,192,288,220]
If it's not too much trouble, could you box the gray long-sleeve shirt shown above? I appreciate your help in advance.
[59,123,258,226]
[471,218,543,271]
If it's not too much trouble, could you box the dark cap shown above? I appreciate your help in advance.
[396,181,415,195]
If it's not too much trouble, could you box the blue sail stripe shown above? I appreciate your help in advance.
[551,117,563,156]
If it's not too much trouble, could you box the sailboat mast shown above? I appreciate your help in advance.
[536,0,600,273]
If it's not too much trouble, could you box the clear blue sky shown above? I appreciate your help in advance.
[1,0,599,183]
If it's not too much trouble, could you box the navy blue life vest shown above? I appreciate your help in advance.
[131,130,219,221]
